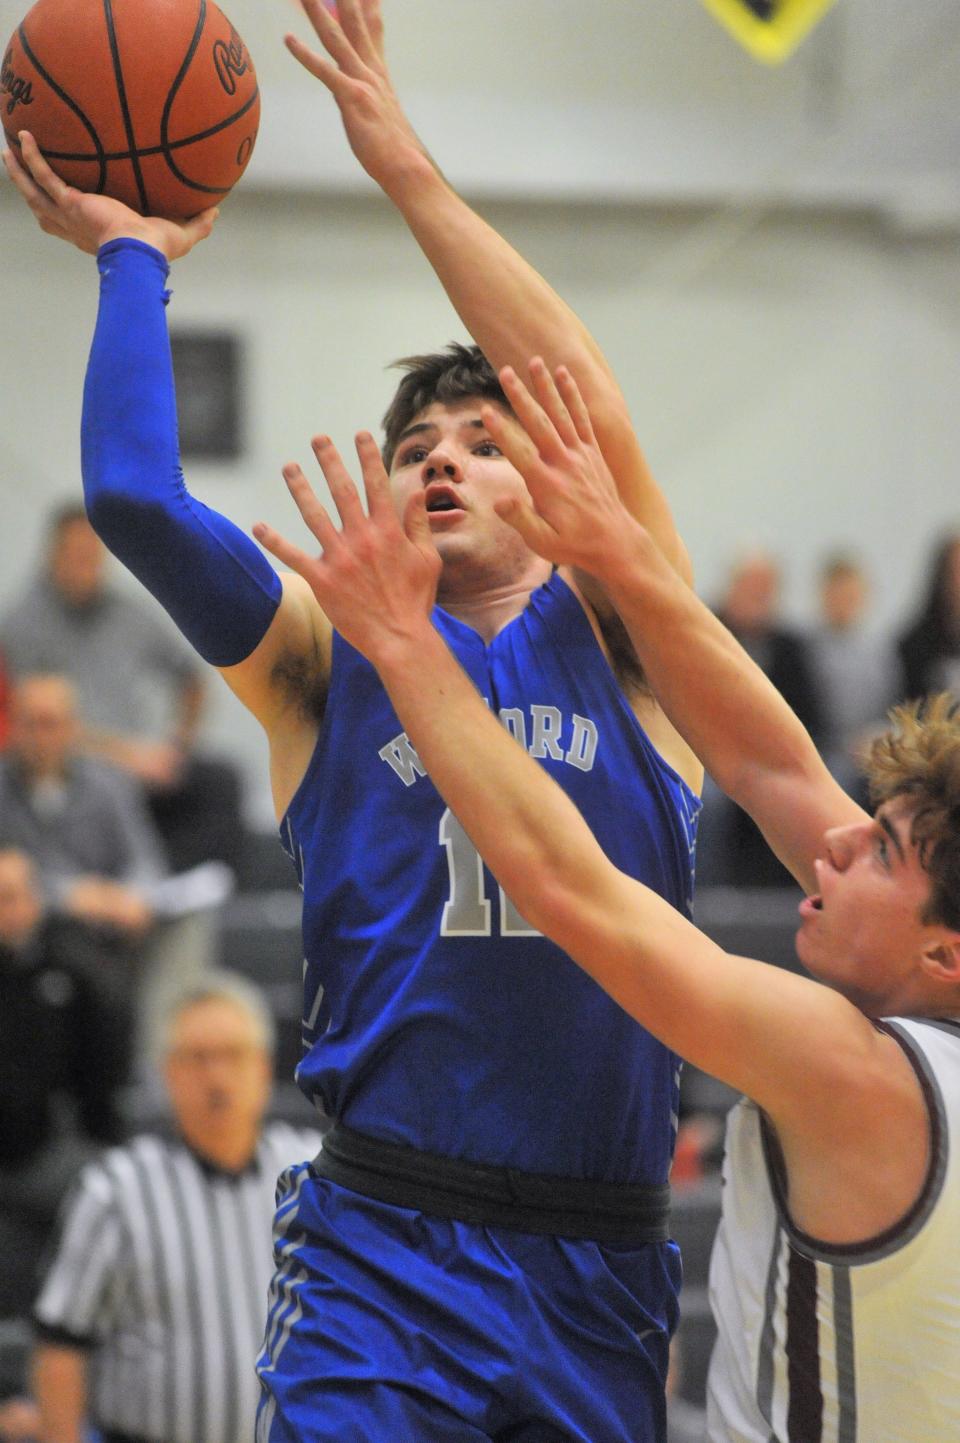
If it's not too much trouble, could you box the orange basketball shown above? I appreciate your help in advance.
[1,0,260,218]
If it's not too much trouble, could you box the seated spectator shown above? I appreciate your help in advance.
[898,530,960,702]
[0,652,9,751]
[809,552,899,799]
[702,551,823,887]
[0,674,163,940]
[0,848,132,1324]
[0,504,244,874]
[31,973,323,1443]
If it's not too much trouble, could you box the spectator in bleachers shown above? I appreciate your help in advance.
[0,847,131,1330]
[897,530,960,702]
[0,653,9,752]
[31,973,322,1443]
[701,551,823,887]
[809,552,899,800]
[0,674,162,941]
[0,505,244,875]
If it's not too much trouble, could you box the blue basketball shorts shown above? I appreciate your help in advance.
[255,1162,681,1442]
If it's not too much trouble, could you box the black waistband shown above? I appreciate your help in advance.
[312,1123,671,1245]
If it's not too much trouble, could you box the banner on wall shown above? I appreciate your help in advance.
[700,0,839,63]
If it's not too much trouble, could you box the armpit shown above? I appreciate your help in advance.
[271,641,329,724]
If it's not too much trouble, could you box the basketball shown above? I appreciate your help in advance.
[1,0,260,218]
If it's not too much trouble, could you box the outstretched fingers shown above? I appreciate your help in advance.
[283,460,344,549]
[554,365,598,448]
[526,357,580,450]
[497,365,567,465]
[353,431,395,522]
[252,515,321,581]
[493,495,563,562]
[336,0,383,69]
[309,436,369,532]
[480,400,543,484]
[293,0,371,79]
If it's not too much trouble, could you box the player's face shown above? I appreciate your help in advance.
[796,798,944,1014]
[165,998,272,1143]
[388,399,551,599]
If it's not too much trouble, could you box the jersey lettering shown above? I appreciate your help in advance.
[439,807,492,935]
[566,714,598,772]
[439,808,540,939]
[379,706,600,788]
[378,732,428,787]
[530,705,565,760]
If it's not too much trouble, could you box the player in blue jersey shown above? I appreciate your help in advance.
[257,355,960,1443]
[4,4,703,1439]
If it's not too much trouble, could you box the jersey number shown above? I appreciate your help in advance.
[439,808,539,937]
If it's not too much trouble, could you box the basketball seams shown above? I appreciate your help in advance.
[101,0,148,211]
[160,0,207,191]
[30,88,259,171]
[10,23,107,193]
[4,0,259,216]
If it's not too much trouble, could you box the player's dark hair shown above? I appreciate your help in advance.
[866,693,960,931]
[381,343,510,472]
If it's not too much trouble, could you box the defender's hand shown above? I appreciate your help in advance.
[2,132,218,259]
[286,0,431,191]
[484,359,649,583]
[253,431,442,664]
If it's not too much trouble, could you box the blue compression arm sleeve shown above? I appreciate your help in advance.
[81,238,282,667]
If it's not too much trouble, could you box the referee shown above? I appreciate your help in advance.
[31,972,322,1443]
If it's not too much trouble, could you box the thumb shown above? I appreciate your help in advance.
[403,490,439,558]
[494,497,563,563]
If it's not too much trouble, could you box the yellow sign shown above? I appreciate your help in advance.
[701,0,839,63]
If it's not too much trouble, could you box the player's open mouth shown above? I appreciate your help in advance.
[800,894,823,917]
[425,485,464,514]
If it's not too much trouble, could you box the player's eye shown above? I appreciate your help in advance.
[474,441,502,457]
[397,445,429,466]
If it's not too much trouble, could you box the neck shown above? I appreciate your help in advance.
[437,565,552,643]
[179,1120,259,1173]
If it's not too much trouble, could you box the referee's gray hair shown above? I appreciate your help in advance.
[162,969,277,1055]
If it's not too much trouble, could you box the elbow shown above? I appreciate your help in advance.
[82,484,169,565]
[511,859,591,957]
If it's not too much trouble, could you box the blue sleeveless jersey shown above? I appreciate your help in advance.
[281,573,700,1185]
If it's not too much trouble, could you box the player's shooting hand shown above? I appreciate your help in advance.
[1,132,218,259]
[483,359,646,583]
[253,431,442,664]
[286,0,431,191]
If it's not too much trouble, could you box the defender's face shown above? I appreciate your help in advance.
[388,399,547,595]
[796,798,939,1014]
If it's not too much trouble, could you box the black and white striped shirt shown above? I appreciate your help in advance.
[34,1123,322,1443]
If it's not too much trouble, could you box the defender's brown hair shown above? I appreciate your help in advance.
[866,693,960,931]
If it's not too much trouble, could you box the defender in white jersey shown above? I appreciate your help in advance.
[256,361,960,1443]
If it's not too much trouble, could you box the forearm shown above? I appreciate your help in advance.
[82,240,282,666]
[384,160,680,565]
[374,622,618,939]
[373,613,874,1120]
[32,1344,88,1443]
[598,526,851,882]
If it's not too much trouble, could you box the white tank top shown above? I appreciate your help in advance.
[706,1016,960,1442]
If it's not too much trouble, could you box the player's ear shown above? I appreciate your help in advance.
[919,933,960,989]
